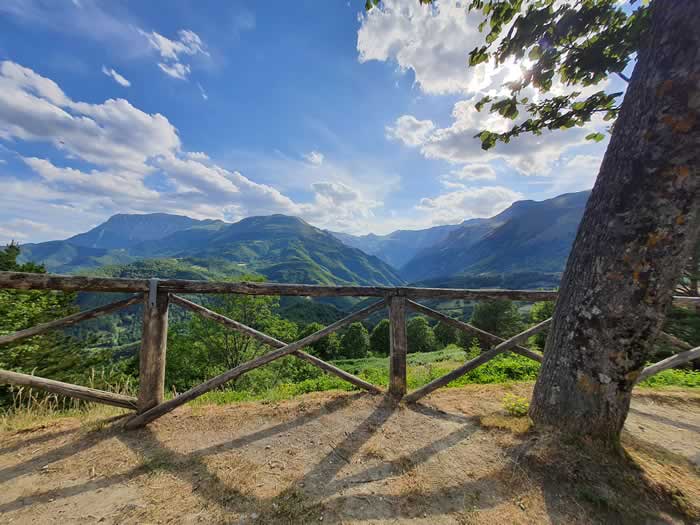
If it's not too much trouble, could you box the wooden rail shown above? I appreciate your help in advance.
[0,270,698,428]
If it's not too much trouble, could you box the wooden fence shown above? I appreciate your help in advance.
[0,271,698,429]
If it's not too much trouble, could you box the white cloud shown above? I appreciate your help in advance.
[0,61,180,173]
[311,181,359,205]
[438,162,498,188]
[23,156,158,201]
[417,185,523,225]
[0,217,72,244]
[303,151,324,166]
[141,29,208,81]
[546,154,601,196]
[101,65,130,87]
[158,62,191,80]
[197,83,208,100]
[357,0,520,95]
[386,115,435,146]
[186,151,209,161]
[388,100,602,176]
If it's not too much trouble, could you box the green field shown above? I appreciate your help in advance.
[191,345,700,407]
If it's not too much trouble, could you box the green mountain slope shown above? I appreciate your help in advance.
[133,215,403,286]
[401,191,590,282]
[19,214,403,287]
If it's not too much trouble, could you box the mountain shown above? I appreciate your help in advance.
[19,214,403,287]
[67,213,225,250]
[400,191,590,282]
[331,224,461,268]
[18,214,227,273]
[131,214,402,286]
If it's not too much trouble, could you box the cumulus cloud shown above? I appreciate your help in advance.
[386,115,435,146]
[357,0,519,95]
[387,100,600,176]
[141,29,208,80]
[303,151,324,166]
[0,61,400,237]
[417,185,523,225]
[101,65,130,87]
[361,0,613,183]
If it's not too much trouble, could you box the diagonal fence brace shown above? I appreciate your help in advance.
[125,298,387,428]
[405,316,552,403]
[169,294,382,394]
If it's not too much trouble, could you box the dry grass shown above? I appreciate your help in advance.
[0,385,698,524]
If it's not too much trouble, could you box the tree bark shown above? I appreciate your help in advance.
[530,0,700,445]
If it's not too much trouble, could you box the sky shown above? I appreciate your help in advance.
[0,0,626,244]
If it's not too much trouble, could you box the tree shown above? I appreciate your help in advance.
[299,322,341,360]
[434,320,458,348]
[527,1,700,444]
[0,243,113,400]
[341,322,370,359]
[166,278,298,390]
[407,316,438,353]
[370,319,390,355]
[469,300,523,339]
[374,0,699,445]
[529,301,555,351]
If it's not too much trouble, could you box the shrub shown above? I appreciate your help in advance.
[502,393,529,416]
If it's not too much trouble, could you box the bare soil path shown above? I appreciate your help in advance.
[1,384,698,524]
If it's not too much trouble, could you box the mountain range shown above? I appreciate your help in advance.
[19,214,402,286]
[16,190,591,287]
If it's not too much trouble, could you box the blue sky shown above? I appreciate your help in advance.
[0,0,622,244]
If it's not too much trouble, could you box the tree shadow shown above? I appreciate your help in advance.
[4,394,688,523]
[629,406,700,433]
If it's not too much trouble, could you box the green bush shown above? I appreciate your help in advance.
[502,393,529,416]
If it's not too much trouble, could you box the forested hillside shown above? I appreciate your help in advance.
[19,214,403,287]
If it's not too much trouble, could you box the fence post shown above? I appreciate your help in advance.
[138,284,169,413]
[388,294,407,398]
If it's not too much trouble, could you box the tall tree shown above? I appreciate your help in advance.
[469,300,523,339]
[366,0,699,444]
[370,319,391,355]
[434,320,459,348]
[529,1,700,444]
[341,323,370,359]
[407,316,438,353]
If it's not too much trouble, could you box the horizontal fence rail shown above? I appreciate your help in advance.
[0,271,559,300]
[125,299,387,428]
[0,270,698,428]
[0,369,138,409]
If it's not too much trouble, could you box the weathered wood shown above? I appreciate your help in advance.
[636,346,700,384]
[138,290,169,413]
[0,271,554,300]
[170,294,382,394]
[406,300,543,363]
[672,296,700,308]
[0,295,143,346]
[657,331,694,351]
[125,299,387,428]
[0,369,137,409]
[1,271,696,306]
[388,295,408,398]
[405,318,552,403]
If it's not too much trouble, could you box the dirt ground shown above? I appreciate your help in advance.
[1,384,699,524]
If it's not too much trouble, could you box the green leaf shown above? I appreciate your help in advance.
[585,132,605,143]
[528,46,541,60]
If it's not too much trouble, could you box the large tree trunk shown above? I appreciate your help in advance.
[529,0,700,445]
